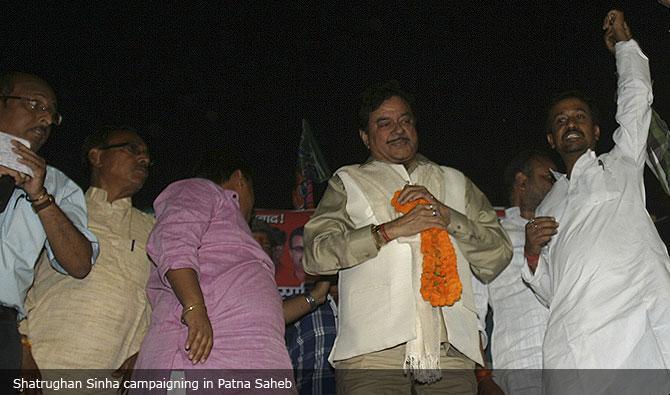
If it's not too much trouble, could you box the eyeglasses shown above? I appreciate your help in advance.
[0,96,62,126]
[99,142,152,163]
[375,115,415,133]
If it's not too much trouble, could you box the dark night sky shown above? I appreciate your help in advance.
[3,2,670,211]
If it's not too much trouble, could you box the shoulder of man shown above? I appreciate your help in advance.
[416,154,463,176]
[436,164,467,184]
[161,177,222,197]
[333,163,365,175]
[132,205,156,226]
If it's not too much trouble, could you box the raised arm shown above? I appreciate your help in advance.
[604,10,653,166]
[14,142,94,278]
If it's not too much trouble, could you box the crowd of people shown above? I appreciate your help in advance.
[1,9,670,395]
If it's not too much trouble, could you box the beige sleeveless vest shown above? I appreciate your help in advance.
[331,160,482,366]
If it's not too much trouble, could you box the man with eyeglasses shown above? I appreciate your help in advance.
[251,220,336,394]
[19,126,153,392]
[288,227,306,282]
[0,72,98,377]
[283,226,337,395]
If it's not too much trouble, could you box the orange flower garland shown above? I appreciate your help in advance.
[391,191,462,307]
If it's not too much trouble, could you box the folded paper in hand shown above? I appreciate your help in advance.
[0,131,33,177]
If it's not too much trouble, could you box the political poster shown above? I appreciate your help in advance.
[253,209,314,298]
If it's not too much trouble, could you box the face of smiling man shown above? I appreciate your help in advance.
[359,95,418,165]
[546,97,600,159]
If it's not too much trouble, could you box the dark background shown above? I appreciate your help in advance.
[3,1,670,213]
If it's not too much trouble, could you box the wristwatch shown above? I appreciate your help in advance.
[32,194,55,213]
[304,293,318,312]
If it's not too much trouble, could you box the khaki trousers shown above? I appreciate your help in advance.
[335,343,476,395]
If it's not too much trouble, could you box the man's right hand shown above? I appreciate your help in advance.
[20,339,42,395]
[112,352,138,394]
[524,216,558,257]
[12,140,47,199]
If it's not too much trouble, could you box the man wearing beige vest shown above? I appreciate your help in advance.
[303,80,512,394]
[20,126,154,393]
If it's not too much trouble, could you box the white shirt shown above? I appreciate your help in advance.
[473,207,548,370]
[522,40,670,370]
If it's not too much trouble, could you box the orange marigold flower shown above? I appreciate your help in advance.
[391,190,462,307]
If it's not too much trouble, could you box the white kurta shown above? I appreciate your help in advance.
[473,207,547,394]
[474,207,548,370]
[522,40,670,375]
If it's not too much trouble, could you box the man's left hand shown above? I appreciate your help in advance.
[394,184,452,225]
[603,9,632,53]
[12,140,47,199]
[310,280,331,305]
[183,307,213,364]
[112,352,138,394]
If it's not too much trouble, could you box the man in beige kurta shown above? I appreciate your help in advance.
[304,81,512,394]
[20,126,154,393]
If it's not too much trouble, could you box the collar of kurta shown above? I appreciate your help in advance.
[86,186,132,209]
[361,153,431,175]
[551,149,600,182]
[220,187,241,208]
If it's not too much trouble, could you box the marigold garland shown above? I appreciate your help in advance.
[391,190,462,307]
